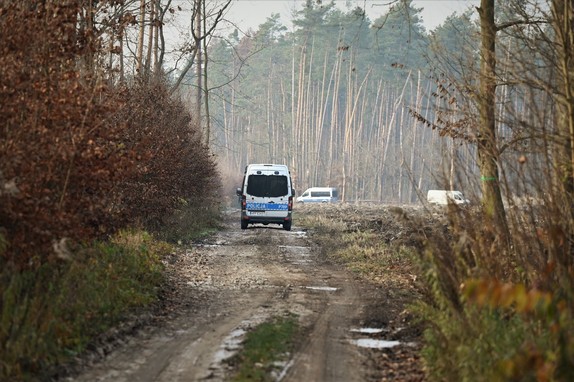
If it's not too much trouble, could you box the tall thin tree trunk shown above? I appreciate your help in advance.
[409,71,422,203]
[202,0,211,145]
[144,0,154,78]
[552,0,574,202]
[195,0,202,125]
[119,25,125,82]
[477,0,510,247]
[136,0,146,75]
[267,61,273,160]
[550,0,574,277]
[328,52,342,188]
[153,0,160,75]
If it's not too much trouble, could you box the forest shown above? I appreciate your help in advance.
[207,0,466,203]
[203,0,549,205]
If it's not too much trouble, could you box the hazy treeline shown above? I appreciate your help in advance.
[203,0,475,201]
[203,0,550,204]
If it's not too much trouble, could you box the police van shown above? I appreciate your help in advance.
[236,164,295,231]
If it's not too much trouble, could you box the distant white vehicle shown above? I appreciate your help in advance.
[427,190,470,205]
[296,187,339,204]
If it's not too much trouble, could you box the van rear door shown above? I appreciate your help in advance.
[245,172,290,218]
[239,164,293,230]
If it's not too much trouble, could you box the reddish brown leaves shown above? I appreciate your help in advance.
[0,1,219,268]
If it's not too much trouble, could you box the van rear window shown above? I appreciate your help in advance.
[247,175,288,197]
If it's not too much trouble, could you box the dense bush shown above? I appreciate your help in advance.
[106,81,221,238]
[0,1,127,266]
[0,1,220,267]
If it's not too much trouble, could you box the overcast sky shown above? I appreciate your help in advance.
[224,0,479,33]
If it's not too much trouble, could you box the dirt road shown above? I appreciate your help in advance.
[62,207,423,382]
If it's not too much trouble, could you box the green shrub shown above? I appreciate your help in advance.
[0,230,168,381]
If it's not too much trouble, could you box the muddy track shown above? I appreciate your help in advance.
[62,208,421,382]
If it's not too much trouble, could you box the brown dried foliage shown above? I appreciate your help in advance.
[0,1,219,267]
[108,81,220,234]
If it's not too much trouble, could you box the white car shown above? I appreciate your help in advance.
[427,190,470,205]
[296,187,338,204]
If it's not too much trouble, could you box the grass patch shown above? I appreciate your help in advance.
[413,301,559,382]
[297,208,416,284]
[229,314,299,382]
[333,231,412,276]
[0,229,170,381]
[159,200,223,244]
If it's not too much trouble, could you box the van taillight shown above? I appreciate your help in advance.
[241,195,246,210]
[288,196,293,211]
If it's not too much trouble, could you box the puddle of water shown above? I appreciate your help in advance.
[351,327,387,334]
[212,328,246,363]
[351,338,401,349]
[274,359,294,381]
[305,286,338,291]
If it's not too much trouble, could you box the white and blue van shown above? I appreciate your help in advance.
[296,187,338,204]
[236,164,295,231]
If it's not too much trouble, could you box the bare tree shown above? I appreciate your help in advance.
[552,0,574,206]
[476,0,510,246]
[169,0,231,93]
[136,0,146,74]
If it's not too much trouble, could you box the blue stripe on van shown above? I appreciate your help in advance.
[246,202,288,211]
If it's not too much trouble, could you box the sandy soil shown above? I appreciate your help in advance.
[57,205,428,382]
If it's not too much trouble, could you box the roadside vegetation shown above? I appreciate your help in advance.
[0,231,169,380]
[298,197,574,381]
[297,209,419,290]
[415,195,574,381]
[0,2,221,380]
[409,0,574,380]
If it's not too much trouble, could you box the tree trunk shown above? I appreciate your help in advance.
[153,0,160,76]
[136,0,146,75]
[552,0,574,203]
[202,0,211,146]
[328,51,342,191]
[144,0,155,78]
[550,0,574,277]
[196,0,202,124]
[477,0,510,246]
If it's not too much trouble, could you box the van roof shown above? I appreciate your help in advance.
[427,190,463,194]
[245,164,289,172]
[247,163,287,167]
[305,187,336,191]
